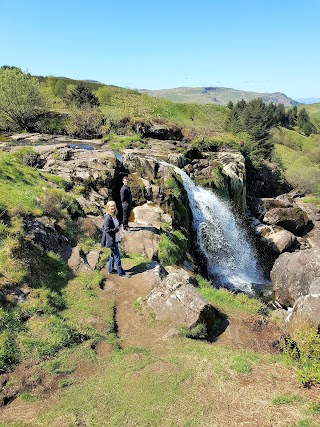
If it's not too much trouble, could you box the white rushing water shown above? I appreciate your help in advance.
[157,159,266,294]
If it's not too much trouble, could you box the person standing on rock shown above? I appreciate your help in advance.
[120,175,132,232]
[101,201,130,278]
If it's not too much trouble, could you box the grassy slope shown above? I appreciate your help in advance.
[271,127,320,197]
[37,75,229,136]
[0,150,116,372]
[301,102,320,130]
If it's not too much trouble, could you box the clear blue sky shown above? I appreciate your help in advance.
[1,0,320,98]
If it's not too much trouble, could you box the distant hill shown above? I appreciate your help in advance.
[139,86,299,106]
[295,97,320,104]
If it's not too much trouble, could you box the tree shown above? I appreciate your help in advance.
[67,82,99,109]
[0,68,48,131]
[96,86,113,105]
[273,104,288,127]
[287,106,297,127]
[227,101,234,110]
[297,108,316,136]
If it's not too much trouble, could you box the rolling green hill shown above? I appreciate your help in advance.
[139,86,298,106]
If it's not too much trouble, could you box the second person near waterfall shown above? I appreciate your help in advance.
[120,175,132,232]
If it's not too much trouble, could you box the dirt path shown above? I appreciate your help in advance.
[101,259,283,355]
[101,263,172,350]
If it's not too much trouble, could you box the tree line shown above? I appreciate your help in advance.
[226,99,316,139]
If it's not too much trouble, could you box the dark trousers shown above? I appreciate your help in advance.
[108,242,124,275]
[122,203,131,229]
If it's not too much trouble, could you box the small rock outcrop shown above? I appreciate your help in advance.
[22,217,71,261]
[67,247,99,274]
[33,145,118,209]
[249,196,295,220]
[145,267,220,336]
[183,151,246,211]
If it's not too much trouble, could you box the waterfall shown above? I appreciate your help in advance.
[157,159,267,294]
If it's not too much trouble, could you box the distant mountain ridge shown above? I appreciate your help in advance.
[139,86,299,106]
[295,97,320,104]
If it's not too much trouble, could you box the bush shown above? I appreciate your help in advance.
[0,331,19,372]
[65,107,104,138]
[280,327,320,387]
[179,323,207,339]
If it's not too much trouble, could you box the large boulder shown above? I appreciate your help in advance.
[132,121,184,140]
[145,268,220,336]
[263,207,309,235]
[249,196,295,220]
[119,202,171,260]
[120,227,160,260]
[270,248,320,306]
[255,224,297,254]
[288,291,320,333]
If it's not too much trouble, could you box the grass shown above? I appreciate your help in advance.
[196,275,267,315]
[19,336,318,427]
[272,394,306,405]
[271,128,320,195]
[303,195,320,208]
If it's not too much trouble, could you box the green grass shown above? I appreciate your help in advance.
[271,127,320,195]
[302,102,320,131]
[196,275,266,315]
[0,151,44,216]
[272,394,306,405]
[19,392,39,402]
[28,337,300,427]
[303,195,320,208]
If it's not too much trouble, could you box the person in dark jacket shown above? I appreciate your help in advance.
[100,201,130,278]
[120,176,132,232]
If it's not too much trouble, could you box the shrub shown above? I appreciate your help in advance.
[179,323,207,339]
[0,331,19,372]
[280,327,320,387]
[65,107,104,138]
